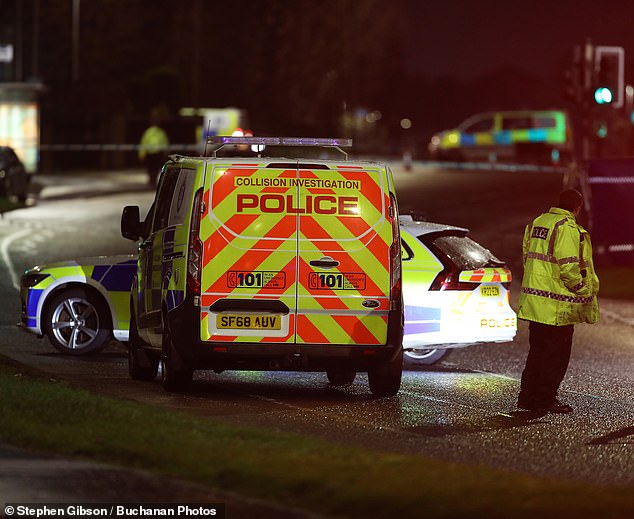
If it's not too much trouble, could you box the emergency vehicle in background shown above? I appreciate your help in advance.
[121,137,404,397]
[428,110,572,164]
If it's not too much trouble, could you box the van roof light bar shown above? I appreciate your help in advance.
[280,137,352,147]
[211,136,282,146]
[206,136,353,158]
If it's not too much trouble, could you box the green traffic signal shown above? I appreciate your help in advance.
[594,87,613,104]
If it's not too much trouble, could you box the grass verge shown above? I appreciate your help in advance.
[0,362,633,519]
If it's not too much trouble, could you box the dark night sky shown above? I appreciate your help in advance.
[4,0,634,151]
[407,0,634,82]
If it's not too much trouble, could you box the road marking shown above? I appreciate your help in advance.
[1,227,33,291]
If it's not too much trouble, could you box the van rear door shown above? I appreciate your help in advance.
[296,164,392,346]
[200,160,393,347]
[200,161,299,344]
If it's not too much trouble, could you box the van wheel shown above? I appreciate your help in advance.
[327,369,356,386]
[161,326,193,392]
[368,349,403,397]
[128,308,159,381]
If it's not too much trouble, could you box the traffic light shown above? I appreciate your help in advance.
[594,87,613,105]
[593,46,624,107]
[562,44,588,104]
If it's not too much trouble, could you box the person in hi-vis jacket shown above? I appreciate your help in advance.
[517,189,599,414]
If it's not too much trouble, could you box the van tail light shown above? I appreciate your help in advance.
[187,188,204,295]
[388,193,402,307]
[429,268,478,291]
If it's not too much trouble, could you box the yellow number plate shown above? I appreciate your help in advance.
[217,314,281,330]
[480,286,500,297]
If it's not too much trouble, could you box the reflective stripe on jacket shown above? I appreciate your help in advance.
[517,207,599,325]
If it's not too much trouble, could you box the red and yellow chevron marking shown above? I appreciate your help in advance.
[459,267,512,283]
[294,167,390,345]
[198,162,393,346]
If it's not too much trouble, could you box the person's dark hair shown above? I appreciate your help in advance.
[558,189,583,212]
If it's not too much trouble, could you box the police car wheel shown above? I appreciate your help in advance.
[128,312,159,381]
[403,348,451,366]
[326,369,356,386]
[43,288,111,355]
[160,327,193,392]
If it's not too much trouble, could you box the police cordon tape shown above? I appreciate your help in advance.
[423,160,566,173]
[39,144,201,152]
[38,145,567,173]
[587,176,634,184]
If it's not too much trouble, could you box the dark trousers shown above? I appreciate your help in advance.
[145,153,165,185]
[518,321,574,407]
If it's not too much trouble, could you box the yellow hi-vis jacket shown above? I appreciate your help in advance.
[138,125,169,160]
[518,207,599,326]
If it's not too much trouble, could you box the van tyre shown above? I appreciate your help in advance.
[128,308,159,381]
[368,349,403,397]
[327,369,356,386]
[161,326,193,392]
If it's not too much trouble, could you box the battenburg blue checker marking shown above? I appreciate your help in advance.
[166,290,185,311]
[404,322,441,334]
[92,262,137,292]
[461,134,476,146]
[405,305,441,321]
[27,289,43,317]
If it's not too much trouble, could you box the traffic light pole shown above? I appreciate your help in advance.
[581,40,594,162]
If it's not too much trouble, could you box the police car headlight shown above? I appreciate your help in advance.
[21,273,50,289]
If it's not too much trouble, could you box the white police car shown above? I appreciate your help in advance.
[400,215,517,366]
[19,255,137,355]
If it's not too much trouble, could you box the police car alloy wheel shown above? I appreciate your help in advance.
[42,287,111,355]
[404,348,451,366]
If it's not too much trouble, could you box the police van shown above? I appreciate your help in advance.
[428,110,572,164]
[121,137,404,396]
